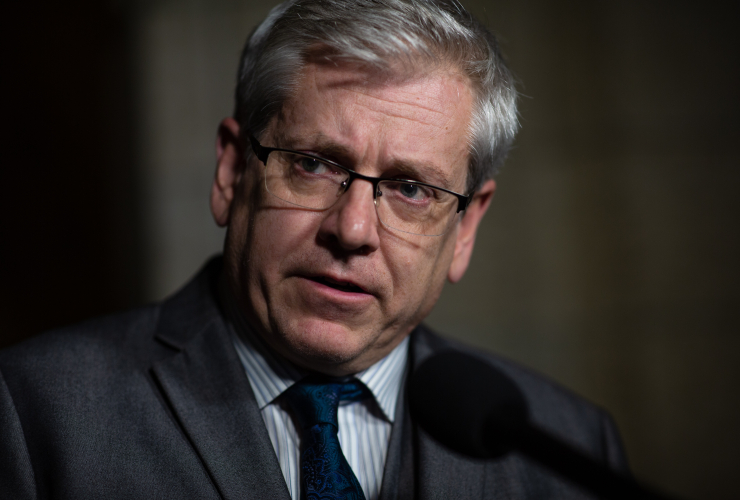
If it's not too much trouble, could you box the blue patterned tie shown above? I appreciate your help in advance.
[284,375,368,500]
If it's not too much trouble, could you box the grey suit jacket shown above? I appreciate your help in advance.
[0,258,628,499]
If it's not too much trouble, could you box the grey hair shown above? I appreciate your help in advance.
[234,0,518,192]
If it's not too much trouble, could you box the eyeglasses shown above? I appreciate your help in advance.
[248,132,472,236]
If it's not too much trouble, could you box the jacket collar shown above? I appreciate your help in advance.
[153,257,224,351]
[151,257,291,500]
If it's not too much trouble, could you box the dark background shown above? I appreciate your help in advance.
[2,1,738,498]
[1,1,143,348]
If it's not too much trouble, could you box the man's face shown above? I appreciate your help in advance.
[213,62,494,375]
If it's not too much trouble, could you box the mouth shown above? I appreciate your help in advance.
[308,275,368,294]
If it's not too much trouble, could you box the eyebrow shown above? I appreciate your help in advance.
[276,132,459,190]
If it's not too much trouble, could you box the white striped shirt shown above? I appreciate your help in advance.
[221,283,408,500]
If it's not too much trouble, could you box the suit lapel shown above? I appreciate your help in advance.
[397,327,522,500]
[150,260,290,500]
[378,355,415,500]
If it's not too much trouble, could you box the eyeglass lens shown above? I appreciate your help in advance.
[263,150,459,236]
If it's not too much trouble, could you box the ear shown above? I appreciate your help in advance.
[210,117,244,227]
[447,179,496,283]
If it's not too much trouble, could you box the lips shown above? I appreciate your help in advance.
[308,275,368,294]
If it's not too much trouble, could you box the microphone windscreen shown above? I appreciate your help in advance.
[408,350,528,458]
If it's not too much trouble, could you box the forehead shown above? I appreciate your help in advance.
[270,62,474,190]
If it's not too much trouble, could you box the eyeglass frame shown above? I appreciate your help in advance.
[247,132,473,224]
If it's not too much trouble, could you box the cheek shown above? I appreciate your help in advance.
[383,230,456,307]
[246,208,324,279]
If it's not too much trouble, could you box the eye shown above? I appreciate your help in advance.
[383,180,433,202]
[398,184,423,199]
[298,156,328,174]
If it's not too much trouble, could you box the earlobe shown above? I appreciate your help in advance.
[210,117,244,227]
[447,179,496,283]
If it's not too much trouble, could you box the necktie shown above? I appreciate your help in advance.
[284,375,368,500]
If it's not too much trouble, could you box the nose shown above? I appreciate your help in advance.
[318,178,380,253]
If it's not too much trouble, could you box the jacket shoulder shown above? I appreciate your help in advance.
[0,305,167,389]
[0,257,224,376]
[412,324,629,471]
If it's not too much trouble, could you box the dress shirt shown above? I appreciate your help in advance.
[219,279,409,500]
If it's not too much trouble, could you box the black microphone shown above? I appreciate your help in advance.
[408,351,682,500]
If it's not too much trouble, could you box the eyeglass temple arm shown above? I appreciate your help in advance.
[247,132,270,164]
[457,193,474,213]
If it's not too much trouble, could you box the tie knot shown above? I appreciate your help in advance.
[284,375,368,429]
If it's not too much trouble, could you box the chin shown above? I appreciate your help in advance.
[277,317,376,371]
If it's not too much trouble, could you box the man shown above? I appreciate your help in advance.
[1,1,628,499]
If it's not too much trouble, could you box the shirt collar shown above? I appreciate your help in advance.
[219,274,409,422]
